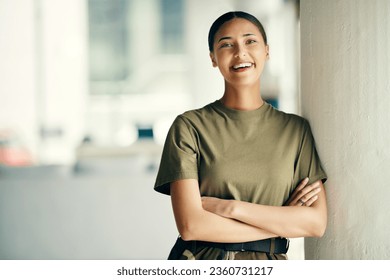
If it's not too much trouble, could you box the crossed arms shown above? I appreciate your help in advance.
[170,178,327,243]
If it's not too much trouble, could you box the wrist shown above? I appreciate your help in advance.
[226,200,238,219]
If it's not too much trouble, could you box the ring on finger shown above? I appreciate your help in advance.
[298,199,305,205]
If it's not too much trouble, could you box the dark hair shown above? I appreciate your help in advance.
[208,11,268,52]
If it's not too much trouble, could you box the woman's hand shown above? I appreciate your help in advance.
[201,196,233,218]
[171,179,278,242]
[201,179,327,238]
[203,177,322,217]
[284,178,322,207]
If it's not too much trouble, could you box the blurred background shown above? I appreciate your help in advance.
[0,0,301,259]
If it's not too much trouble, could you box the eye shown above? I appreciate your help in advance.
[246,39,257,45]
[219,42,233,49]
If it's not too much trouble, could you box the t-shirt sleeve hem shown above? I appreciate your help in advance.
[309,172,328,185]
[154,171,199,196]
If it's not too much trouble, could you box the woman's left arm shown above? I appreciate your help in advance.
[202,180,327,238]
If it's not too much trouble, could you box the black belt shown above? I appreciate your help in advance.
[179,237,289,254]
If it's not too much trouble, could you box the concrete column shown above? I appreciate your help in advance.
[301,0,390,259]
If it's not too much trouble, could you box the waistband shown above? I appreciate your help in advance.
[178,237,289,254]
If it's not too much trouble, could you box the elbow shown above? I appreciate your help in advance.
[311,225,326,238]
[304,206,327,238]
[309,218,327,238]
[175,209,208,241]
[179,227,194,241]
[177,220,200,241]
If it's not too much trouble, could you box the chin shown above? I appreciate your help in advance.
[227,77,261,87]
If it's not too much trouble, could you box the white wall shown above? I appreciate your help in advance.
[301,0,390,259]
[0,0,88,165]
[39,0,88,164]
[0,0,38,160]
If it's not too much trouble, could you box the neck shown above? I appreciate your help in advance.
[220,82,264,111]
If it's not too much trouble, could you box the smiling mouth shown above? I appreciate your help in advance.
[232,62,254,71]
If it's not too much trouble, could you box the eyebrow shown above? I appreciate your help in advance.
[217,33,256,43]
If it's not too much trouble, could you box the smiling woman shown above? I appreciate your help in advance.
[209,17,269,101]
[154,11,327,260]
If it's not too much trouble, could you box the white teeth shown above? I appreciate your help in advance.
[233,62,252,69]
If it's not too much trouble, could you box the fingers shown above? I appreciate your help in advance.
[302,194,319,207]
[295,177,310,192]
[284,178,308,205]
[285,178,322,207]
[295,181,321,206]
[289,178,321,207]
[284,178,308,206]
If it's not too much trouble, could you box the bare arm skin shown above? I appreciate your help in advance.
[171,179,278,242]
[202,180,327,238]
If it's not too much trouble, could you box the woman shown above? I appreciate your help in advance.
[154,11,327,260]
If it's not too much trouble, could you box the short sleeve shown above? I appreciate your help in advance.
[154,115,199,195]
[293,120,327,187]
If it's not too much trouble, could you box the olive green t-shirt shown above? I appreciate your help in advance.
[154,100,327,206]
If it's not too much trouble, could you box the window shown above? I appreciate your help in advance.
[88,0,129,82]
[87,0,186,95]
[160,0,185,53]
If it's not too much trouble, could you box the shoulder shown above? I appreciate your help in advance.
[267,104,309,129]
[166,102,217,139]
[176,101,217,126]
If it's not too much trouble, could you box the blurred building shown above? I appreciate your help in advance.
[0,0,299,166]
[0,0,302,260]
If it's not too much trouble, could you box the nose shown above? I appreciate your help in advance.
[234,44,246,58]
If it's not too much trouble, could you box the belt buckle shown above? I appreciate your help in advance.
[240,243,245,252]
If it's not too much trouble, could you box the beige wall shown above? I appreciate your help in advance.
[301,0,390,259]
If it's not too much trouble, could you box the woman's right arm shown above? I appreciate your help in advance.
[171,179,277,243]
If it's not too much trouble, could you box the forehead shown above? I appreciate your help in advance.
[215,18,261,39]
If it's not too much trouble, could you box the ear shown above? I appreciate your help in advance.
[265,45,270,60]
[209,52,217,67]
